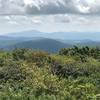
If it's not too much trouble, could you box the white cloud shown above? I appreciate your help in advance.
[0,0,90,15]
[0,14,100,34]
[0,0,100,34]
[0,0,25,15]
[0,0,100,15]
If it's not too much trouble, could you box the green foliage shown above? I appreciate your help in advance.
[12,48,27,60]
[59,46,100,62]
[0,61,27,81]
[0,47,100,100]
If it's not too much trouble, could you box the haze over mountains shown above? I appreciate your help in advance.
[6,30,100,41]
[0,30,100,52]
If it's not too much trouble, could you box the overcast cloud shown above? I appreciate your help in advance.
[0,0,100,34]
[0,0,100,15]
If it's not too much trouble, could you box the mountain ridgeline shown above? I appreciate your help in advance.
[6,38,72,53]
[0,30,100,52]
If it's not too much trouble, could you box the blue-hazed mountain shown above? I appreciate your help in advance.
[76,40,100,47]
[0,35,44,48]
[6,30,44,37]
[6,38,72,53]
[0,36,31,48]
[6,30,100,41]
[1,30,100,52]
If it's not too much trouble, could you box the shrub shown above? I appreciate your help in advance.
[0,61,27,81]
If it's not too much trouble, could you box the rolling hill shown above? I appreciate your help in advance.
[6,38,72,53]
[6,30,100,41]
[0,30,100,52]
[76,40,100,47]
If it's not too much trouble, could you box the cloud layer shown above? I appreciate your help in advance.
[0,0,100,15]
[25,0,79,15]
[0,0,100,34]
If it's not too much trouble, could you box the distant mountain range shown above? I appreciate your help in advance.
[0,30,100,52]
[6,38,72,53]
[0,36,72,52]
[6,30,100,41]
[77,40,100,47]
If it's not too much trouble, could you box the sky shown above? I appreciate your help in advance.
[0,0,100,35]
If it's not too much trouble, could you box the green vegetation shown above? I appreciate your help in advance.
[0,46,100,100]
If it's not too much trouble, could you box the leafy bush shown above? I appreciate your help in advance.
[0,61,27,81]
[0,48,100,100]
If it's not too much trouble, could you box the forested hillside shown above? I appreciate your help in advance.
[0,46,100,100]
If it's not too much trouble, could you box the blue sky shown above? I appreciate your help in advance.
[0,0,100,35]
